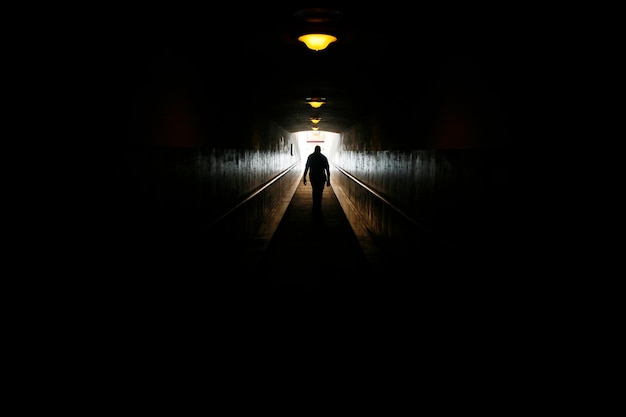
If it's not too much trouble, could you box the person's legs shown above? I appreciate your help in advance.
[311,182,324,211]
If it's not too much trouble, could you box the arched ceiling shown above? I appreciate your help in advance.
[99,3,521,136]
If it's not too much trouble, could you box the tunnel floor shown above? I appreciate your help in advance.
[249,180,379,295]
[103,177,509,337]
[237,178,511,320]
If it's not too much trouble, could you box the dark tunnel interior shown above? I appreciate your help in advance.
[76,4,538,276]
[14,1,607,395]
[53,2,564,343]
[22,4,599,392]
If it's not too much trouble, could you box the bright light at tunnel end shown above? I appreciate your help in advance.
[296,130,339,164]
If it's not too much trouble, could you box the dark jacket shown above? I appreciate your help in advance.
[305,151,329,183]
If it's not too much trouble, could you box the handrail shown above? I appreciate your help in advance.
[332,163,424,230]
[207,160,300,229]
[173,160,300,250]
[332,162,457,251]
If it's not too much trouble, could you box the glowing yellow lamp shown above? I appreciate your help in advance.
[312,126,319,130]
[298,34,337,51]
[310,117,321,124]
[306,97,326,108]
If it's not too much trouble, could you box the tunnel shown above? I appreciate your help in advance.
[80,3,527,326]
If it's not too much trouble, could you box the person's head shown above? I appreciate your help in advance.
[314,145,321,153]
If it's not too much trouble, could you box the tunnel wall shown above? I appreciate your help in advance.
[332,147,510,263]
[331,50,512,267]
[108,127,300,263]
[96,43,307,264]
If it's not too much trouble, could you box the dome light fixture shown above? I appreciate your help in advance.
[306,97,326,108]
[293,7,342,52]
[310,117,322,124]
[298,34,337,51]
[311,126,319,131]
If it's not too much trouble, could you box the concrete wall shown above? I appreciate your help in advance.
[97,47,307,266]
[330,50,512,269]
[331,147,510,267]
[112,144,299,252]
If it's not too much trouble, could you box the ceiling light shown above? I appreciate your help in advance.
[306,97,326,108]
[293,8,342,52]
[310,117,322,124]
[311,126,319,131]
[298,34,337,51]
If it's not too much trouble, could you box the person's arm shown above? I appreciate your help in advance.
[303,165,309,185]
[325,163,331,186]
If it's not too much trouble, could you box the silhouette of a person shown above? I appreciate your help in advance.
[303,145,331,213]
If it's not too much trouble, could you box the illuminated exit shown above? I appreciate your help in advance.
[296,130,340,163]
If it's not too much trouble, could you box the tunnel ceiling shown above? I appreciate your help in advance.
[103,3,520,135]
